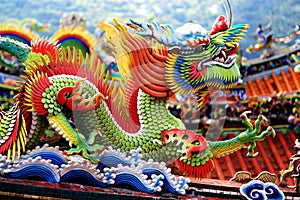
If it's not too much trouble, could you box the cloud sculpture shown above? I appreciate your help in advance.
[240,180,285,200]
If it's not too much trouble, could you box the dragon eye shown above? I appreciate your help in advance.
[202,44,209,49]
[195,45,207,52]
[225,44,231,49]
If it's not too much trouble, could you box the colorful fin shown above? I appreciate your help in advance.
[0,103,27,160]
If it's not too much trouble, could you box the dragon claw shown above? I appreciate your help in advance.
[259,114,268,124]
[247,151,259,157]
[64,146,99,164]
[268,126,276,138]
[240,111,251,118]
[238,112,275,158]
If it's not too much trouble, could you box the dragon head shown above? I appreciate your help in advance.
[100,1,249,107]
[164,15,249,93]
[126,12,249,107]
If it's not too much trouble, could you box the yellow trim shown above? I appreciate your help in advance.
[52,25,96,51]
[0,19,39,41]
[0,83,17,90]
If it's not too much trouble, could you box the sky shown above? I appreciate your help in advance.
[0,0,299,59]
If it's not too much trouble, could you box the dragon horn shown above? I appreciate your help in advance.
[223,0,232,27]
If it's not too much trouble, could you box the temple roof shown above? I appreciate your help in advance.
[246,65,300,98]
[209,130,298,187]
[0,171,298,199]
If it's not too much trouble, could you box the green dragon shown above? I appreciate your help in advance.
[0,12,275,179]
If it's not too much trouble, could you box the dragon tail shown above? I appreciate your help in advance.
[0,103,27,161]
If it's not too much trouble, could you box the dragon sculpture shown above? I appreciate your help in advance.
[1,18,51,33]
[292,52,300,73]
[0,2,275,181]
[280,139,300,193]
[0,18,50,73]
[246,11,300,56]
[52,12,96,57]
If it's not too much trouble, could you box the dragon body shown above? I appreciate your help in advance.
[5,18,51,33]
[246,33,274,53]
[0,13,275,179]
[247,20,300,55]
[0,18,50,73]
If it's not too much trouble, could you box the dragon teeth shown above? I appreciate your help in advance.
[221,50,226,59]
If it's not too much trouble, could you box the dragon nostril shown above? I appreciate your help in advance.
[165,134,169,140]
[182,134,189,140]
